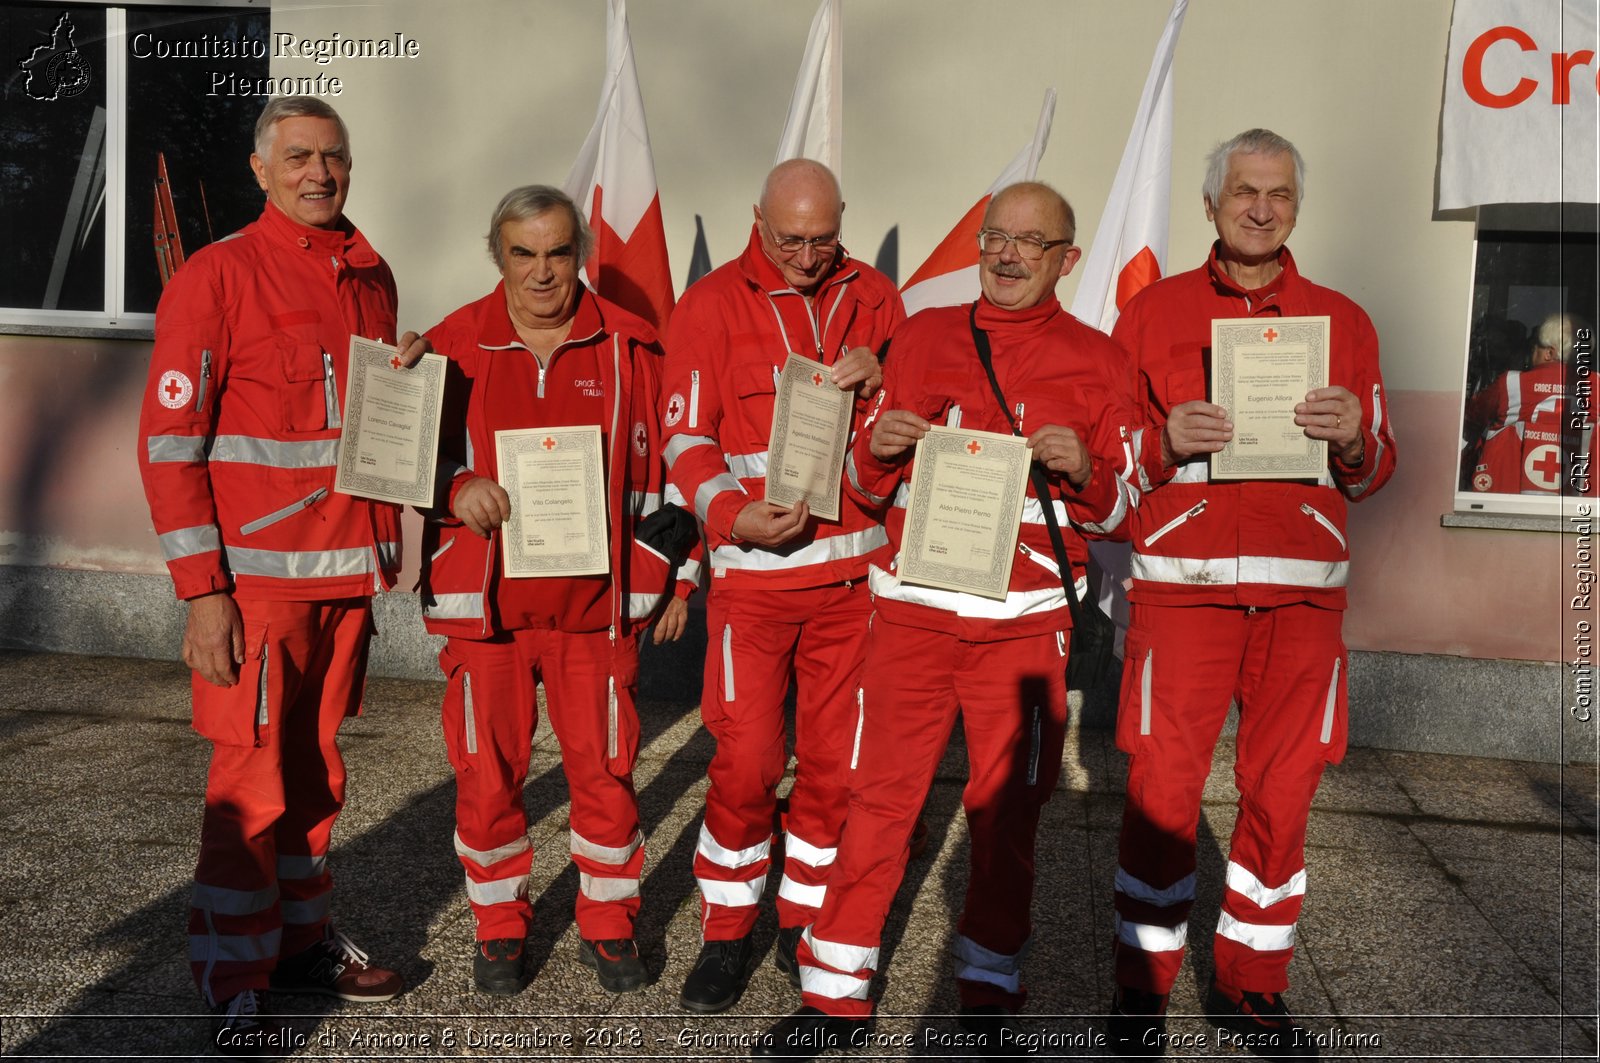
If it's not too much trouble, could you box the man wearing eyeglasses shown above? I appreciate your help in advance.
[661,158,905,1013]
[755,181,1140,1057]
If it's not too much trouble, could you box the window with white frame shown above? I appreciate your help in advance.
[2,0,268,331]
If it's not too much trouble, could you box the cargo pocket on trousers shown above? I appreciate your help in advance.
[438,645,477,775]
[192,622,271,747]
[1318,654,1350,765]
[1113,626,1155,756]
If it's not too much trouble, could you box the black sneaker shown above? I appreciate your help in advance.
[269,927,403,1002]
[753,1006,867,1059]
[773,925,803,987]
[211,988,285,1059]
[578,937,649,993]
[957,1004,1026,1056]
[1108,985,1169,1057]
[678,934,753,1013]
[472,937,528,996]
[1204,981,1318,1060]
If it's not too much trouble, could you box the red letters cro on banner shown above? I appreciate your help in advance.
[1463,24,1598,107]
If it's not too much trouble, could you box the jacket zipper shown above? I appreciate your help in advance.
[255,642,270,732]
[195,350,212,412]
[1144,500,1207,547]
[430,537,455,562]
[322,351,342,429]
[240,487,327,535]
[689,369,701,428]
[1300,502,1347,550]
[1018,541,1061,578]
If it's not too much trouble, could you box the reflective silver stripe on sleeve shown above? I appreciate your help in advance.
[665,433,716,466]
[677,557,703,584]
[1129,554,1348,589]
[1077,481,1132,536]
[147,434,207,463]
[711,524,889,573]
[191,882,278,917]
[845,451,889,507]
[208,435,339,468]
[1019,497,1070,525]
[629,592,665,617]
[725,450,769,480]
[1345,439,1387,499]
[694,473,746,522]
[454,830,531,868]
[664,481,688,507]
[225,545,376,580]
[425,593,484,620]
[159,524,221,561]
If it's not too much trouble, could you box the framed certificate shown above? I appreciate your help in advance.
[495,425,608,579]
[765,353,852,521]
[334,338,446,506]
[1210,315,1331,481]
[898,426,1031,601]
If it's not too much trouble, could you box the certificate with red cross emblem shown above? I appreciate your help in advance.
[899,425,1031,601]
[334,338,447,506]
[495,425,608,578]
[1210,315,1330,481]
[766,352,853,521]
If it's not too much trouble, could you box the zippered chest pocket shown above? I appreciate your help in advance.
[279,342,339,433]
[1300,502,1347,551]
[1142,499,1208,548]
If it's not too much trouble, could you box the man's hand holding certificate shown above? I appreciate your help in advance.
[334,336,446,506]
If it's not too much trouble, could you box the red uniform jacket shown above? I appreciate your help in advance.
[418,284,686,641]
[1114,245,1397,610]
[846,296,1141,642]
[137,204,401,603]
[662,226,905,590]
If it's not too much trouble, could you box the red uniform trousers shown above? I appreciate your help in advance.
[439,628,644,942]
[797,617,1069,1017]
[187,597,370,1005]
[694,581,871,940]
[1112,602,1349,996]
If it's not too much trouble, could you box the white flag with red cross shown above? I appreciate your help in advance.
[564,0,676,331]
[899,89,1056,318]
[774,0,843,175]
[1069,0,1186,333]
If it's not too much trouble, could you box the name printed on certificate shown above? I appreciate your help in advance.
[1210,315,1331,481]
[496,426,608,579]
[766,353,852,521]
[898,426,1032,601]
[334,338,446,506]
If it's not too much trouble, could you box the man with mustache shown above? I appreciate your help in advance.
[661,158,904,1013]
[756,180,1141,1056]
[137,96,405,1056]
[1105,129,1397,1059]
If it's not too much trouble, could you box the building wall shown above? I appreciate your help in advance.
[0,0,1580,723]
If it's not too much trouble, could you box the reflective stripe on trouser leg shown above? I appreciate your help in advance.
[1112,603,1246,995]
[777,581,871,929]
[440,635,539,940]
[950,627,1067,1010]
[796,927,878,1019]
[1216,603,1343,993]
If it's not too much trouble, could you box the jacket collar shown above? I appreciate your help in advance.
[477,281,606,352]
[735,223,858,296]
[972,292,1063,335]
[256,203,380,268]
[1205,241,1299,302]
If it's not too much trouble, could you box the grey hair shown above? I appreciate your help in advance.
[486,185,594,270]
[1202,128,1305,209]
[253,97,350,160]
[1536,312,1583,361]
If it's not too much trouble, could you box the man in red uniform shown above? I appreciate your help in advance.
[1106,129,1398,1059]
[410,186,693,996]
[756,181,1142,1057]
[137,96,405,1055]
[1464,313,1583,495]
[661,158,905,1012]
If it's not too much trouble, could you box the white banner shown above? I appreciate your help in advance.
[1439,0,1598,209]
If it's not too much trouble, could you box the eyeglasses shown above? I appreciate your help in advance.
[764,222,840,256]
[977,228,1073,262]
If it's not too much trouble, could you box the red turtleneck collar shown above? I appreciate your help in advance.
[1204,241,1300,300]
[972,292,1064,334]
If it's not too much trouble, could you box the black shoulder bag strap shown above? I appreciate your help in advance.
[966,302,1092,625]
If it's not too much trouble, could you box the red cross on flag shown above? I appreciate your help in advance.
[1069,0,1186,334]
[900,89,1056,317]
[774,0,842,175]
[564,0,676,331]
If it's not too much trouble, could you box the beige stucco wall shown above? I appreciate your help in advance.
[1,0,1572,664]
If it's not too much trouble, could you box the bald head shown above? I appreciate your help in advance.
[754,158,846,296]
[983,181,1076,244]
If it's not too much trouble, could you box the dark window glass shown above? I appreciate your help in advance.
[0,4,107,311]
[124,6,269,313]
[1459,218,1600,498]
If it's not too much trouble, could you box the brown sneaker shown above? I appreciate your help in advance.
[269,928,403,1002]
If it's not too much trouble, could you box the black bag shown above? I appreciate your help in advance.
[968,306,1117,692]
